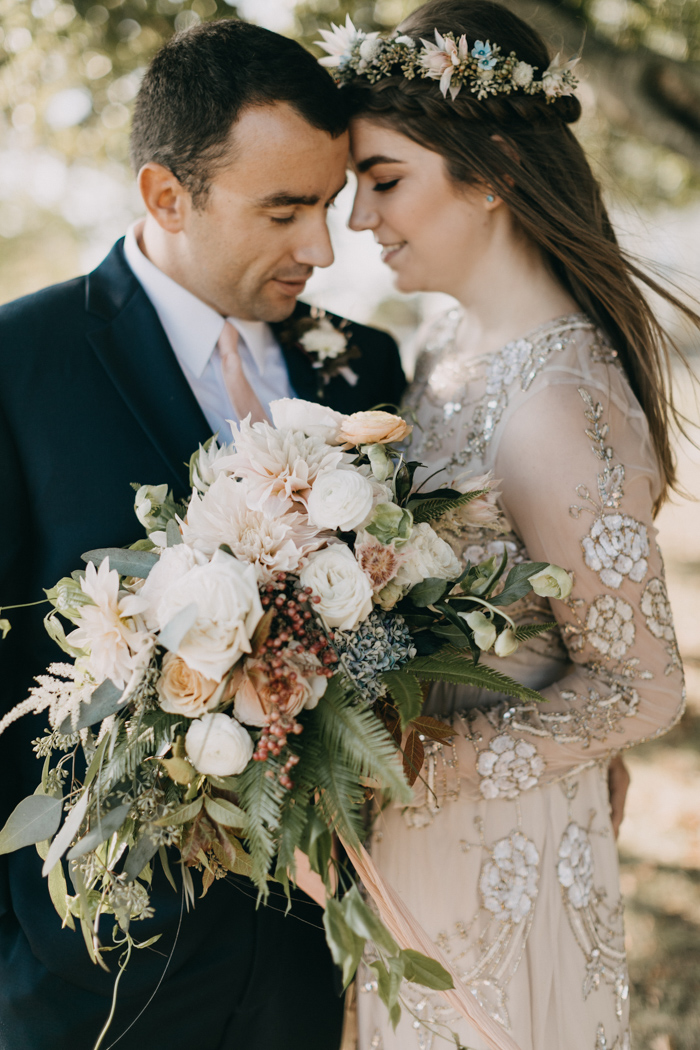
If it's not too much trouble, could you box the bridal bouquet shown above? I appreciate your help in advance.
[0,398,569,1043]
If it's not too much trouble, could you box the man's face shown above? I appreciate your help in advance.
[180,103,348,322]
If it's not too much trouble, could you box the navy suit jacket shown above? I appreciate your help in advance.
[0,239,404,1040]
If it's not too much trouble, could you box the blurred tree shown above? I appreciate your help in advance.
[0,0,240,170]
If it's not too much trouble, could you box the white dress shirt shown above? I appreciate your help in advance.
[123,221,295,442]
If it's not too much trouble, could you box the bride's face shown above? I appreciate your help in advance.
[349,118,492,296]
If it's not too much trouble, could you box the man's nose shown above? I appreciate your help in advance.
[293,215,335,269]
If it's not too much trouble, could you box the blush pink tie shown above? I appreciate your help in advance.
[217,321,268,425]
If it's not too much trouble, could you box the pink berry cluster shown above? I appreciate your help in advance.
[252,572,339,789]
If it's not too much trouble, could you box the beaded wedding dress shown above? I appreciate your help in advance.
[356,312,685,1050]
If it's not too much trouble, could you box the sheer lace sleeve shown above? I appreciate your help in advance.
[451,372,684,801]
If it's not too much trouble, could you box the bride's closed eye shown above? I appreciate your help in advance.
[373,179,400,193]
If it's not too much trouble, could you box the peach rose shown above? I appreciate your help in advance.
[233,649,327,726]
[339,411,412,446]
[156,652,221,717]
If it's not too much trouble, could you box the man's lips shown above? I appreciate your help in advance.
[271,275,311,294]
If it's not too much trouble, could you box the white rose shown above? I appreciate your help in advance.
[185,712,253,776]
[299,544,373,630]
[461,610,497,651]
[134,483,169,532]
[494,627,519,657]
[528,564,573,600]
[269,398,347,444]
[140,544,206,629]
[142,547,263,681]
[307,469,375,533]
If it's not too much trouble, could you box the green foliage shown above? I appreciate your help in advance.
[408,646,545,704]
[66,801,132,860]
[488,562,550,606]
[81,547,159,578]
[408,577,449,607]
[0,794,63,855]
[407,488,485,524]
[381,669,423,728]
[59,677,124,734]
[237,752,287,895]
[514,621,557,641]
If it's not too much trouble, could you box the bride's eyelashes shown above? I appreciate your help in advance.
[373,179,400,193]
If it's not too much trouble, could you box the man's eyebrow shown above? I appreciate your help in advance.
[258,193,320,208]
[356,155,405,174]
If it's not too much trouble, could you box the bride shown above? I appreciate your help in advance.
[322,1,691,1047]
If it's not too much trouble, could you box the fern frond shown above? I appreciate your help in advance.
[514,622,557,641]
[236,755,286,896]
[407,647,545,704]
[314,677,410,803]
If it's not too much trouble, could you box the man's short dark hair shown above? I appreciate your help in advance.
[130,18,350,205]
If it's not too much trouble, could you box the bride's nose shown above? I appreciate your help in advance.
[348,186,379,233]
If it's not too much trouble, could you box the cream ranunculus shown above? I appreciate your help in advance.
[185,712,253,776]
[494,627,519,657]
[299,544,373,630]
[339,411,412,446]
[156,652,221,717]
[528,564,573,600]
[141,547,263,682]
[462,610,497,651]
[306,468,375,532]
[269,398,347,444]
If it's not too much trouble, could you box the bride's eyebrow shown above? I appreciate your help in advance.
[355,155,405,173]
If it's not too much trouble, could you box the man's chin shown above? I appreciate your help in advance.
[254,293,302,324]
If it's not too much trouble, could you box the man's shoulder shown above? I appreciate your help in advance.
[0,274,87,330]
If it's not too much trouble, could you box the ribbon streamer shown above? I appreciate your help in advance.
[340,836,525,1050]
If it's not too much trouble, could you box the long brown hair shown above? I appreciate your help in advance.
[346,0,698,511]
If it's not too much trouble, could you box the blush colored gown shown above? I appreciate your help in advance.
[356,313,684,1050]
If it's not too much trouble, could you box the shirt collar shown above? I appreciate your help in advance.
[124,221,222,379]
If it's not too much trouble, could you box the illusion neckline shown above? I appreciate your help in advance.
[446,310,593,365]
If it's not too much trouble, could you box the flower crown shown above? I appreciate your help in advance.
[317,16,580,103]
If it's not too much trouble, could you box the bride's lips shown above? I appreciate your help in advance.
[380,242,406,265]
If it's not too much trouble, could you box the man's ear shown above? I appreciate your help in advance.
[138,163,190,233]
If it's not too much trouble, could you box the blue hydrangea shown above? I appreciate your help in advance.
[333,609,416,705]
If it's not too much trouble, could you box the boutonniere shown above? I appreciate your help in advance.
[279,307,362,399]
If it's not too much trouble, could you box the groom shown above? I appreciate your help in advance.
[0,19,404,1050]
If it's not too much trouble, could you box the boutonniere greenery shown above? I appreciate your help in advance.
[278,307,362,398]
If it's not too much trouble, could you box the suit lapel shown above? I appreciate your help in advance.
[272,303,321,403]
[86,241,211,490]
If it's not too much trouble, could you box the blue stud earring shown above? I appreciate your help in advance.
[486,194,495,202]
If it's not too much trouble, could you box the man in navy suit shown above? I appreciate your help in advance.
[0,19,404,1050]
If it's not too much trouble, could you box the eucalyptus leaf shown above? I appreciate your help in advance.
[203,796,248,829]
[81,547,160,579]
[42,791,91,875]
[408,578,449,608]
[0,795,63,855]
[322,897,365,989]
[155,796,203,826]
[166,519,182,547]
[59,677,124,734]
[124,829,161,881]
[66,802,132,860]
[400,948,454,990]
[158,603,198,653]
[341,885,399,956]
